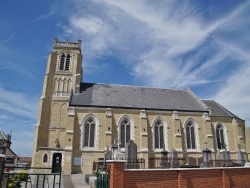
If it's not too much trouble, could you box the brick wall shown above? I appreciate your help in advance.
[108,161,250,188]
[108,161,126,188]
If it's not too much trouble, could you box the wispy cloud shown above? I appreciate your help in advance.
[0,86,37,156]
[0,33,15,45]
[58,0,250,126]
[62,0,250,90]
[29,4,58,24]
[11,130,34,156]
[0,87,38,119]
[212,39,250,125]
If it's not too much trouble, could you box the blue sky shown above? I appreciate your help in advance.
[0,0,250,156]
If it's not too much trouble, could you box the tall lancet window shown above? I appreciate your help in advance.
[59,53,71,71]
[154,120,164,149]
[216,124,225,149]
[59,54,65,70]
[65,54,70,71]
[186,121,196,149]
[120,118,131,148]
[83,117,96,147]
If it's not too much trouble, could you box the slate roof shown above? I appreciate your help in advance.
[70,83,208,112]
[0,129,8,140]
[202,100,241,119]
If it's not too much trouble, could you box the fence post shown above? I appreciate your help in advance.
[58,167,62,188]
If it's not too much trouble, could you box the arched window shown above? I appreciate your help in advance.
[216,124,225,149]
[120,118,131,148]
[59,53,71,71]
[65,54,70,71]
[185,121,196,149]
[83,117,96,147]
[154,119,164,149]
[59,54,65,70]
[43,154,48,163]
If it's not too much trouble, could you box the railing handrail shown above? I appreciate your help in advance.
[0,160,62,188]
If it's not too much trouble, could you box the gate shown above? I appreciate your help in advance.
[96,168,109,188]
[97,173,109,188]
[0,160,62,188]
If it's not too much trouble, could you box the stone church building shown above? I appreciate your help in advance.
[32,38,249,175]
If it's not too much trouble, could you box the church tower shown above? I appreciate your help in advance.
[32,38,82,173]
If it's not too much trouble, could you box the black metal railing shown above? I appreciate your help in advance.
[202,159,246,167]
[0,160,62,188]
[148,157,186,168]
[124,158,145,169]
[93,158,145,170]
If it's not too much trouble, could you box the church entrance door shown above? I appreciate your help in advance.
[52,153,62,173]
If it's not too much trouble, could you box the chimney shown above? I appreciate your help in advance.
[7,130,12,142]
[7,134,11,142]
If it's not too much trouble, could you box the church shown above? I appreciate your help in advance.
[32,38,249,175]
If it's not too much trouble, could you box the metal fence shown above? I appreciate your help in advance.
[97,172,109,188]
[94,158,145,170]
[0,160,62,188]
[201,159,246,167]
[125,158,145,169]
[96,164,110,188]
[148,157,186,168]
[148,157,246,168]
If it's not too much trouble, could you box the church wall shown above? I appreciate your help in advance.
[33,104,247,174]
[69,107,247,173]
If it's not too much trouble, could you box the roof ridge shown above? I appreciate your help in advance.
[202,99,214,102]
[186,88,209,110]
[82,82,185,91]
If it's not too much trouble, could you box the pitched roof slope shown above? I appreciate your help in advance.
[70,83,207,112]
[202,100,241,120]
[0,129,8,140]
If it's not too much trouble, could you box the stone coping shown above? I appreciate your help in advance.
[124,166,250,171]
[106,160,127,162]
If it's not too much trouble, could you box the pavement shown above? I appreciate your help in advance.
[62,175,74,188]
[20,173,89,188]
[63,173,90,188]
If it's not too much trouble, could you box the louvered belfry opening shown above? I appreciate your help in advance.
[65,54,71,70]
[59,53,71,71]
[59,53,65,70]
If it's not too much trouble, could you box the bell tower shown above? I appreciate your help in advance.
[32,38,82,169]
[52,38,82,95]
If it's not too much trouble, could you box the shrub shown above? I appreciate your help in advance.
[18,170,28,181]
[7,176,20,188]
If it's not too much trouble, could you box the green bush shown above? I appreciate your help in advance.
[18,170,28,181]
[7,176,20,188]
